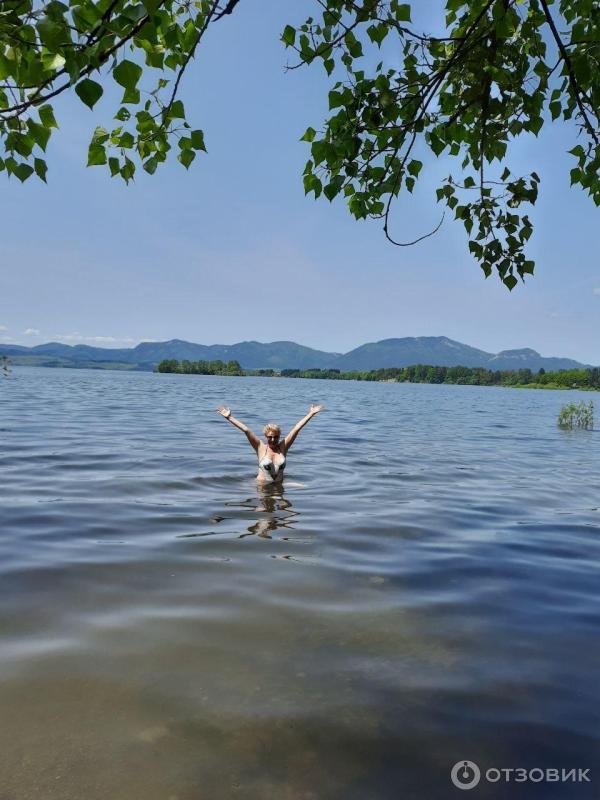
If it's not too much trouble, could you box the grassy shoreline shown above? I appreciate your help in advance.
[156,359,600,392]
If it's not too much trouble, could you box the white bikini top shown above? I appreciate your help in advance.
[258,444,286,479]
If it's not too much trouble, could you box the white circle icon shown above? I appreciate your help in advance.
[451,760,481,790]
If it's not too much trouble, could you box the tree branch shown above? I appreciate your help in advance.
[161,0,220,123]
[0,9,161,116]
[214,0,242,22]
[384,211,445,246]
[539,0,599,144]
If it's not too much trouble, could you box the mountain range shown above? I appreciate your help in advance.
[1,336,593,372]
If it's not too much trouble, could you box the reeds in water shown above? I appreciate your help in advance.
[557,400,594,430]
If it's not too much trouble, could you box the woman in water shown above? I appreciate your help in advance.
[216,405,325,483]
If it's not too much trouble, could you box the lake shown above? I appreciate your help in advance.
[1,367,598,799]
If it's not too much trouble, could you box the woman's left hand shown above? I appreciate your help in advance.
[310,404,325,415]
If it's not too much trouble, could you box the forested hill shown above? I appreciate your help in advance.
[1,337,593,371]
[333,339,590,371]
[1,339,339,371]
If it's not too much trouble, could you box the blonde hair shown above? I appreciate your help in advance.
[263,423,281,437]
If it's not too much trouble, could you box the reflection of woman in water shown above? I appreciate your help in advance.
[216,405,325,483]
[241,483,298,538]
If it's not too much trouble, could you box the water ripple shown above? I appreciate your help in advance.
[0,368,599,799]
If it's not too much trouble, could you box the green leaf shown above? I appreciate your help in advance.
[323,183,337,201]
[394,2,412,22]
[143,157,158,174]
[75,79,103,110]
[549,101,561,120]
[469,241,483,258]
[323,175,344,201]
[13,163,34,183]
[0,54,12,81]
[34,158,48,182]
[429,134,445,156]
[87,142,107,166]
[190,129,206,151]
[14,134,35,158]
[311,139,329,165]
[282,25,296,47]
[109,157,120,177]
[121,158,135,182]
[178,148,196,169]
[407,159,422,177]
[300,127,316,142]
[92,126,110,144]
[141,0,161,13]
[37,17,66,51]
[344,31,362,58]
[42,52,66,71]
[39,105,58,129]
[527,116,543,136]
[27,120,51,151]
[122,87,140,105]
[167,100,185,119]
[113,59,143,91]
[367,23,388,46]
[303,171,322,198]
[328,90,344,109]
[123,3,146,23]
[504,274,518,290]
[118,131,135,149]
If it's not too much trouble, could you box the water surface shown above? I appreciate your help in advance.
[1,368,599,798]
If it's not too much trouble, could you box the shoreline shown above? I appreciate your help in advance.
[7,362,600,392]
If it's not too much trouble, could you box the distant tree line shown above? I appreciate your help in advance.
[157,360,600,390]
[281,365,600,389]
[157,359,243,376]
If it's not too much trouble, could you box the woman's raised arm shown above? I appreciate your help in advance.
[284,404,325,451]
[216,407,261,452]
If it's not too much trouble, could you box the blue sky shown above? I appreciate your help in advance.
[1,0,598,362]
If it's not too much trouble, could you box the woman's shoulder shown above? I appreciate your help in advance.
[259,442,271,459]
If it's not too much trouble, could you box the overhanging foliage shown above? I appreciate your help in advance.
[0,0,598,286]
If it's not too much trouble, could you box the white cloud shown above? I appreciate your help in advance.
[51,333,138,345]
[593,287,600,296]
[0,325,7,332]
[23,328,41,336]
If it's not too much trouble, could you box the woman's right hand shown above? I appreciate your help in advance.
[216,406,231,419]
